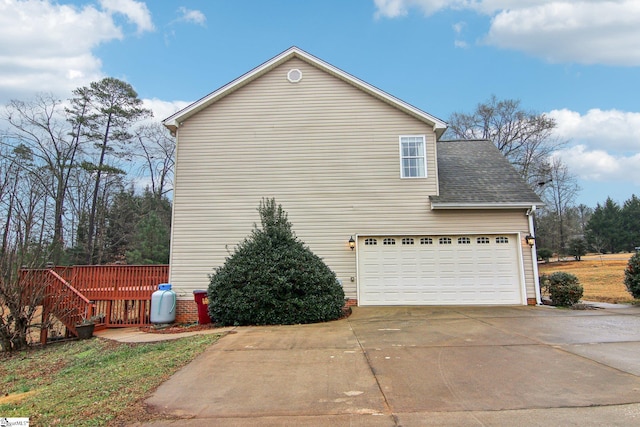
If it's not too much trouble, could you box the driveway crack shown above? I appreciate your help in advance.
[348,317,400,426]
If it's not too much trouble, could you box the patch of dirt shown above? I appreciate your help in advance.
[0,390,38,404]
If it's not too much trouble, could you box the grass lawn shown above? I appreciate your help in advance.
[538,253,636,304]
[0,333,222,426]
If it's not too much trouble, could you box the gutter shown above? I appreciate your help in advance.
[527,205,542,305]
[430,202,543,210]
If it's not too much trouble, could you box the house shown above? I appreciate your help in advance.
[163,47,543,321]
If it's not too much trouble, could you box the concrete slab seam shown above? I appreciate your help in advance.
[347,317,399,426]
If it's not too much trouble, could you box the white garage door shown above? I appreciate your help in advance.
[358,235,523,305]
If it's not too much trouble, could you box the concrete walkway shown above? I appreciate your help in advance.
[132,305,640,426]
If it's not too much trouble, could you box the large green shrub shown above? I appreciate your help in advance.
[542,272,583,306]
[208,198,345,326]
[624,252,640,298]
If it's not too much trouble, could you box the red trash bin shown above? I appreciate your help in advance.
[193,290,211,324]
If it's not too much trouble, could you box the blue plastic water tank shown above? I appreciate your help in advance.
[150,283,176,323]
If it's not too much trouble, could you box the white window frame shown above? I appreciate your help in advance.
[399,135,427,178]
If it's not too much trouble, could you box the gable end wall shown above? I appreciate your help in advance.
[169,57,537,303]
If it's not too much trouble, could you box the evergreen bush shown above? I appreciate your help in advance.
[537,248,553,262]
[208,198,345,326]
[568,238,587,261]
[544,271,583,306]
[624,252,640,299]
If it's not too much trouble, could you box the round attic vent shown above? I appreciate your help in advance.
[287,68,302,83]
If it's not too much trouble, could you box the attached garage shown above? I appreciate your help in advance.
[357,234,525,305]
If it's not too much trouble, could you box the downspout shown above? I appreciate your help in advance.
[527,205,542,305]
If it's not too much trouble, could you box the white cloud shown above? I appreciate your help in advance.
[141,98,191,123]
[373,0,640,66]
[486,1,640,66]
[452,21,468,48]
[549,109,640,153]
[176,6,206,26]
[374,0,545,18]
[0,0,153,103]
[99,0,154,33]
[552,145,640,185]
[548,108,640,185]
[374,0,410,18]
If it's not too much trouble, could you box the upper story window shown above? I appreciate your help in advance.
[399,135,427,178]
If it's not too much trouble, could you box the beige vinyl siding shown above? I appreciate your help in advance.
[169,57,537,303]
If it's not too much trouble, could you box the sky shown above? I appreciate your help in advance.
[1,0,639,208]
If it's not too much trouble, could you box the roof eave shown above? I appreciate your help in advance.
[430,202,543,210]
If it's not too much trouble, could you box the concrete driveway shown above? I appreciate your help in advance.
[141,305,640,426]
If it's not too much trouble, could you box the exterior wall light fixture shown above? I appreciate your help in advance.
[525,235,536,247]
[348,236,356,250]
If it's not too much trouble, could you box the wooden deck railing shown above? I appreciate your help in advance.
[20,265,169,340]
[20,269,96,342]
[69,265,169,301]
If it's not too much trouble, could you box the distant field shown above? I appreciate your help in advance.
[538,253,635,304]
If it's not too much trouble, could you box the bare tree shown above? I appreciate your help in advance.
[541,157,580,254]
[4,94,86,263]
[0,141,55,351]
[445,95,564,189]
[134,123,176,198]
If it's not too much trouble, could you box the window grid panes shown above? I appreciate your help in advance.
[496,236,509,244]
[439,237,452,245]
[364,238,377,245]
[477,237,490,244]
[400,136,426,178]
[383,238,396,245]
[458,237,471,244]
[402,238,414,245]
[420,237,433,245]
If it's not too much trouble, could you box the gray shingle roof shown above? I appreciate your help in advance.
[430,140,543,208]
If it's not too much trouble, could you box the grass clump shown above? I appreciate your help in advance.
[0,333,221,426]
